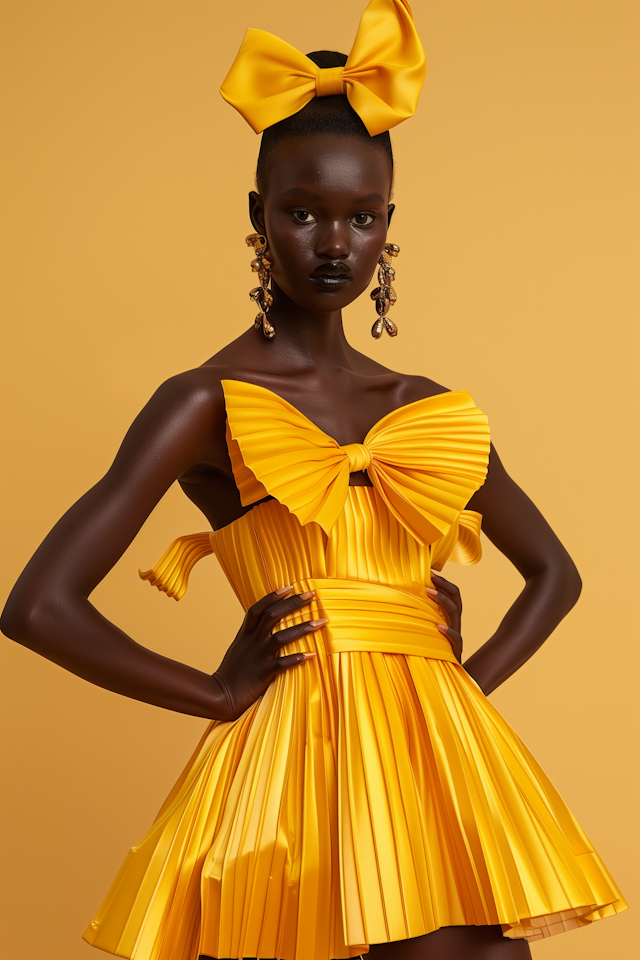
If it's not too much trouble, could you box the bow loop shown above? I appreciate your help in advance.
[220,0,426,136]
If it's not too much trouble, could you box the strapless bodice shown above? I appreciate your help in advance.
[141,379,490,662]
[211,488,483,660]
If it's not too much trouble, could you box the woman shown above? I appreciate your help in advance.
[0,2,627,959]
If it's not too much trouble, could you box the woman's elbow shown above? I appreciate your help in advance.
[528,550,582,614]
[0,593,30,642]
[1,592,63,651]
[558,554,582,611]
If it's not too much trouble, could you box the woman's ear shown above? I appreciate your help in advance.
[387,203,395,227]
[249,191,267,237]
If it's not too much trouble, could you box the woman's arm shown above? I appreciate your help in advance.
[0,370,316,719]
[461,444,582,695]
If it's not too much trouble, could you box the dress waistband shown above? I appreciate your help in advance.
[278,577,459,663]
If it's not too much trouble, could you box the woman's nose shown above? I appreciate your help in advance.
[316,222,350,260]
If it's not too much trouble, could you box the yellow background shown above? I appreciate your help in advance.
[1,1,638,957]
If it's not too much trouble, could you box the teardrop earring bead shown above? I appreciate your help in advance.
[246,233,275,339]
[370,242,400,339]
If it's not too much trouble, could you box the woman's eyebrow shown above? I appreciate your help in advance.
[279,189,386,204]
[353,193,386,204]
[280,188,322,200]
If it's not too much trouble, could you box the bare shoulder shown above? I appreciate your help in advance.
[151,365,223,406]
[147,354,286,433]
[148,360,245,416]
[393,373,451,406]
[129,366,234,466]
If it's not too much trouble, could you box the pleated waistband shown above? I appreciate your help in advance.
[279,577,459,662]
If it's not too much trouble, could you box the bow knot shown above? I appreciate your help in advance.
[341,442,372,473]
[220,0,426,137]
[316,66,346,98]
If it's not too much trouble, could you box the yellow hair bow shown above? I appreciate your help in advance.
[220,0,426,137]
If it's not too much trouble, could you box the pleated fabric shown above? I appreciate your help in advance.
[222,379,491,546]
[83,494,627,960]
[83,384,627,959]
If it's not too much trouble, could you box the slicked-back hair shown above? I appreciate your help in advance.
[255,50,394,195]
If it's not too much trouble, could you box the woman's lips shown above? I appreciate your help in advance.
[307,274,352,290]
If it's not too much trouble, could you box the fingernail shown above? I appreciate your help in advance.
[436,624,449,633]
[302,652,317,660]
[275,585,293,595]
[425,588,438,597]
[299,590,315,600]
[308,619,328,628]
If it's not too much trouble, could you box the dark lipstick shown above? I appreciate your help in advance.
[307,263,352,291]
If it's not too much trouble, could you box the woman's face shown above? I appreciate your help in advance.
[250,134,394,315]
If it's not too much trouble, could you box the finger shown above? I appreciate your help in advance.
[427,579,461,612]
[277,651,317,670]
[260,590,316,634]
[437,623,462,644]
[245,585,294,631]
[430,573,462,607]
[425,587,459,624]
[436,623,463,662]
[271,619,328,647]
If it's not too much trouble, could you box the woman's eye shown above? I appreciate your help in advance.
[351,213,375,226]
[292,210,317,223]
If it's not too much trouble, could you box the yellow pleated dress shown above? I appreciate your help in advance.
[83,380,627,960]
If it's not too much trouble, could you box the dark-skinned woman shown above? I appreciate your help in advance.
[0,2,627,959]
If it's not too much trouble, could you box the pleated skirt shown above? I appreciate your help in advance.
[82,649,627,960]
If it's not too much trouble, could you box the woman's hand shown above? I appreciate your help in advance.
[212,586,324,721]
[427,572,463,663]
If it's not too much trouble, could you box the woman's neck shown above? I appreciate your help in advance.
[261,283,353,370]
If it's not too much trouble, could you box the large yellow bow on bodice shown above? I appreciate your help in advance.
[223,379,490,547]
[219,0,426,136]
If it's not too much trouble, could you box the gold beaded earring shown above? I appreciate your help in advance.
[246,233,275,339]
[370,242,400,339]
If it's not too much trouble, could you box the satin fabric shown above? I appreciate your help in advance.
[84,384,627,960]
[219,0,426,136]
[222,379,490,547]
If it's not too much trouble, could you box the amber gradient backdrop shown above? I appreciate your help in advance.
[1,1,638,957]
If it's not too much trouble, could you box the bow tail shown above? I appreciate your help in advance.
[258,458,352,536]
[368,463,446,547]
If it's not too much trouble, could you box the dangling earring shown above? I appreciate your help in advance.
[246,233,275,339]
[371,242,400,339]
